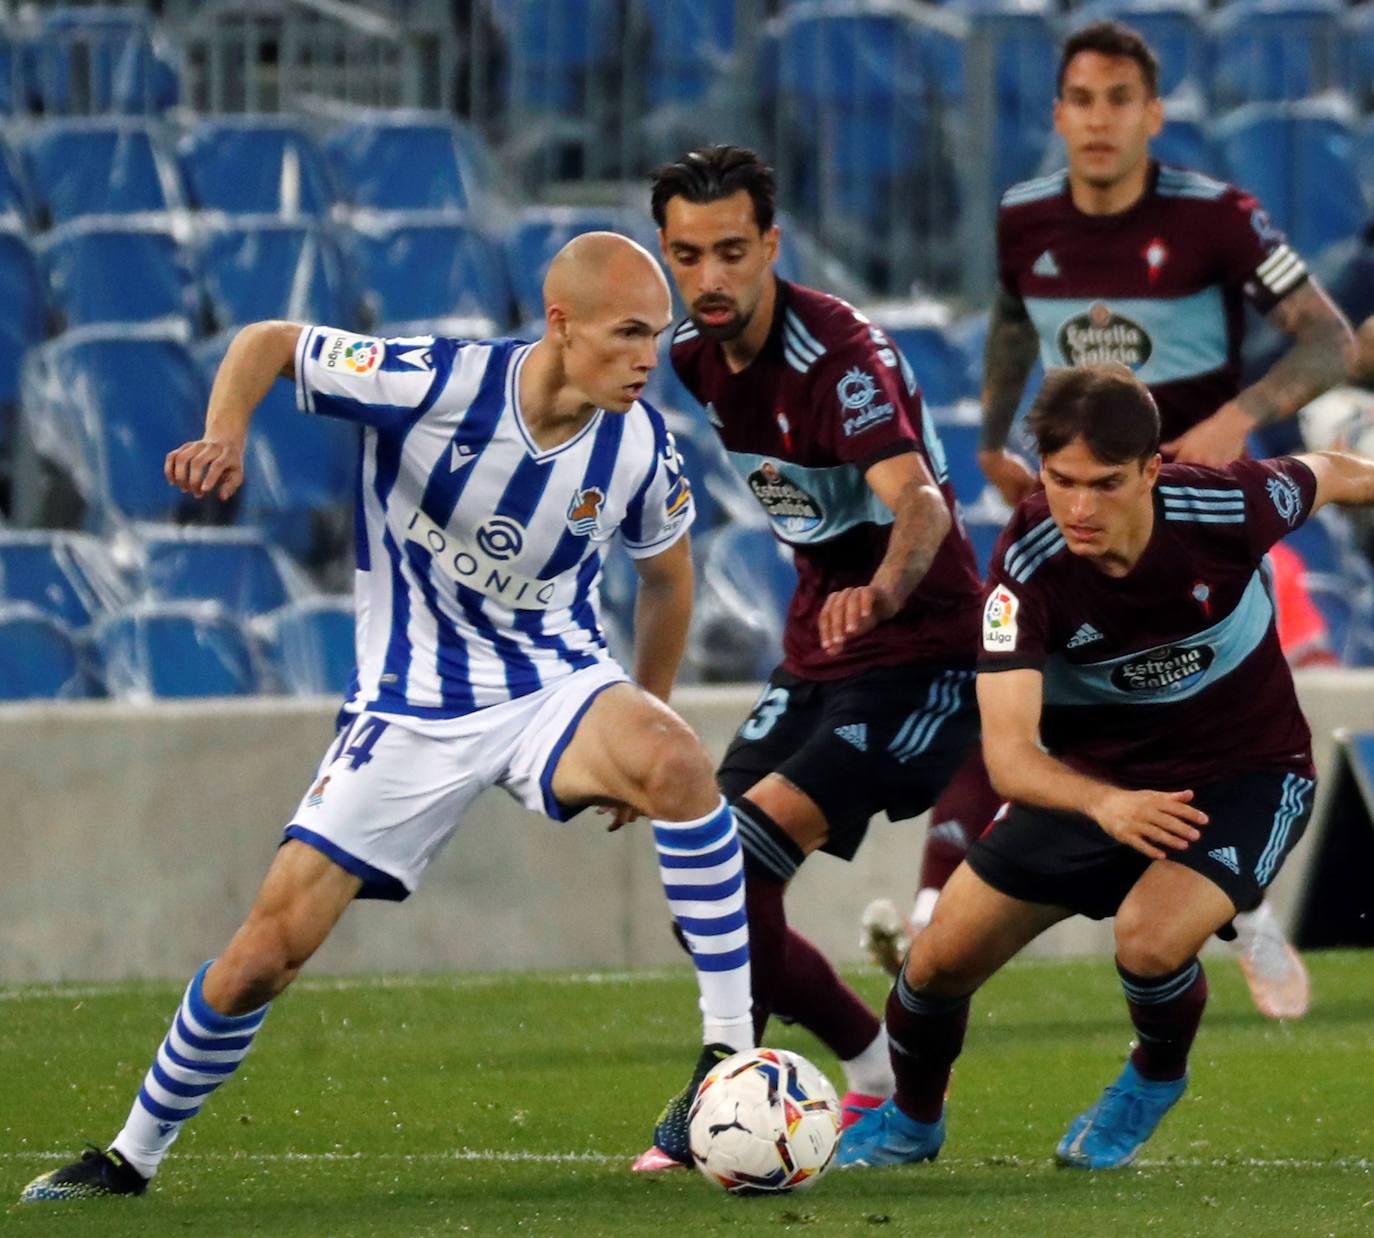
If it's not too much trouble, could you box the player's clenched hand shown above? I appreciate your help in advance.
[165,436,246,501]
[976,448,1039,507]
[1090,788,1208,861]
[818,584,898,655]
[1161,403,1254,467]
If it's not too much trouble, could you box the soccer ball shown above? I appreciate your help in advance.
[687,1048,842,1194]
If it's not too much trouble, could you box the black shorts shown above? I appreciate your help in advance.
[717,662,980,862]
[966,770,1316,919]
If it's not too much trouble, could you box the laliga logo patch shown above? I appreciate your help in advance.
[475,515,525,561]
[342,339,381,375]
[565,487,607,538]
[1266,475,1302,527]
[982,586,1019,651]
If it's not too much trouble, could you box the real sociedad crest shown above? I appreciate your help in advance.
[566,487,607,538]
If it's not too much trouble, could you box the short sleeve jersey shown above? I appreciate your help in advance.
[978,458,1318,788]
[670,280,983,679]
[998,163,1309,444]
[295,327,692,718]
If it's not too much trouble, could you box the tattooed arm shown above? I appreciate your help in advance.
[1165,279,1352,465]
[977,283,1043,505]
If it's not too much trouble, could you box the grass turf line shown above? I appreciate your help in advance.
[3,953,1371,1237]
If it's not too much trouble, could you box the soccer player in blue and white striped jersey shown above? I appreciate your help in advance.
[21,233,753,1203]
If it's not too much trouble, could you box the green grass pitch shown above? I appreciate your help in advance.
[3,953,1372,1236]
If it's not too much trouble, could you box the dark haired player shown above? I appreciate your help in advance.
[886,20,1354,1017]
[632,145,985,1169]
[840,364,1374,1170]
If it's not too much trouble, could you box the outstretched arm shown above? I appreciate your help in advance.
[977,283,1041,505]
[1297,449,1374,513]
[165,320,303,501]
[977,669,1209,861]
[1165,281,1352,465]
[818,450,949,655]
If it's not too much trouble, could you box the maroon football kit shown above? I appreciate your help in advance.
[968,458,1319,917]
[998,162,1309,444]
[670,279,984,861]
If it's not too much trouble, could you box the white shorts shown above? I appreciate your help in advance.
[283,663,628,900]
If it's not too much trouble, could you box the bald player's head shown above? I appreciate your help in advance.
[540,232,673,414]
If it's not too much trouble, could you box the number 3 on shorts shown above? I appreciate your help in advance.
[740,686,790,741]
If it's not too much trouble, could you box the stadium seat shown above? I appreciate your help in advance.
[1073,0,1210,100]
[21,118,184,226]
[349,215,512,333]
[490,0,620,112]
[0,135,34,229]
[505,206,642,324]
[0,603,89,700]
[269,597,355,696]
[17,329,206,526]
[0,531,128,628]
[0,32,17,116]
[136,527,301,620]
[179,118,337,218]
[877,311,978,409]
[690,523,795,681]
[931,418,987,508]
[96,602,262,699]
[199,218,357,333]
[324,115,484,214]
[0,233,47,422]
[1212,0,1347,108]
[18,7,179,115]
[962,513,1007,578]
[1216,99,1367,258]
[642,0,736,105]
[40,218,199,333]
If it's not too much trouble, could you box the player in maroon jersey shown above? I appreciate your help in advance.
[883,20,1353,1016]
[631,145,986,1169]
[839,363,1374,1170]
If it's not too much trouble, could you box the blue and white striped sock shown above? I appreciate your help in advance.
[653,796,753,1053]
[111,960,270,1178]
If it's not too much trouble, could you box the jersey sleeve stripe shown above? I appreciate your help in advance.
[785,310,827,359]
[1008,532,1066,582]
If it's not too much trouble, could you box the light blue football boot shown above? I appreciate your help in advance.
[836,1098,945,1168]
[1056,1060,1188,1169]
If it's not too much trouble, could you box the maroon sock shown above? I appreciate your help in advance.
[919,753,1003,891]
[744,871,788,1043]
[918,831,970,892]
[773,928,880,1062]
[1118,957,1208,1082]
[886,972,969,1123]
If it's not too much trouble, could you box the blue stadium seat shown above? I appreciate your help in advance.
[962,513,1007,578]
[0,135,33,229]
[491,0,620,112]
[138,528,298,619]
[20,8,179,115]
[41,218,199,332]
[1153,115,1224,180]
[1073,0,1210,100]
[0,532,127,628]
[0,603,88,700]
[643,0,735,105]
[96,603,262,699]
[690,523,795,681]
[269,597,355,696]
[179,118,336,218]
[0,33,18,116]
[350,216,512,332]
[505,207,641,324]
[22,119,184,226]
[1212,0,1347,107]
[880,317,977,409]
[1216,100,1367,258]
[200,219,356,333]
[19,330,206,525]
[325,116,482,213]
[0,233,47,420]
[931,419,987,508]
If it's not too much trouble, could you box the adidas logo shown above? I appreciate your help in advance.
[1208,846,1240,875]
[1067,623,1104,649]
[1032,249,1061,278]
[834,723,868,752]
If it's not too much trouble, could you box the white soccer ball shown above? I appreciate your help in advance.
[687,1048,842,1194]
[1299,386,1374,458]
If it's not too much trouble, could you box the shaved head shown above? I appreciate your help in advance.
[543,231,670,320]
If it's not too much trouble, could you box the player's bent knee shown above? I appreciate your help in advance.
[1114,913,1193,977]
[215,916,313,1010]
[637,727,717,820]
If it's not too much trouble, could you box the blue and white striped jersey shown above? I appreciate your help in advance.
[294,327,694,718]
